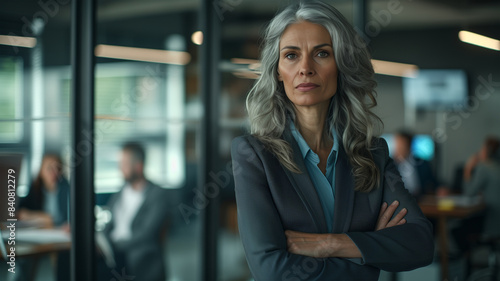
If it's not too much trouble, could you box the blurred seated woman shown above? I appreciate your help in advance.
[19,154,70,228]
[12,154,70,281]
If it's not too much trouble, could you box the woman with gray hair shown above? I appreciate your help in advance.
[231,1,434,280]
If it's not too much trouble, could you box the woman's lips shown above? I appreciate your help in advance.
[296,83,319,91]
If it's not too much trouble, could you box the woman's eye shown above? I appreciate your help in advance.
[317,51,329,57]
[285,53,297,59]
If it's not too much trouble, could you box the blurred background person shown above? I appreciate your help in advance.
[393,129,447,198]
[100,142,169,281]
[14,154,70,281]
[451,136,500,258]
[18,154,69,228]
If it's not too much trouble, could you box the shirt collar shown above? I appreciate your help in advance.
[289,118,339,161]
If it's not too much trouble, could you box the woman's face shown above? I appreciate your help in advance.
[40,157,61,190]
[278,21,338,110]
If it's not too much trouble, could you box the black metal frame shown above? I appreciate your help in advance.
[70,0,96,280]
[200,0,221,280]
[69,0,222,280]
[353,0,367,41]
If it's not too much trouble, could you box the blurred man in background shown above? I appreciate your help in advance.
[102,142,169,281]
[393,130,446,198]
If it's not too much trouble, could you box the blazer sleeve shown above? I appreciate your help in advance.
[346,139,435,272]
[232,136,376,281]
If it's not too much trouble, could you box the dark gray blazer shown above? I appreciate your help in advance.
[231,129,434,281]
[104,180,169,281]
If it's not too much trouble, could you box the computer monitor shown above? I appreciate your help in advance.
[402,69,468,111]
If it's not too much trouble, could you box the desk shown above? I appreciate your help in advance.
[1,227,71,281]
[419,195,486,281]
[1,241,71,259]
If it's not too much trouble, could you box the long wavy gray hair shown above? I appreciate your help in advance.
[246,0,383,192]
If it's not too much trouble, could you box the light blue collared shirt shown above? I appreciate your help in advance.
[43,188,62,226]
[290,121,339,233]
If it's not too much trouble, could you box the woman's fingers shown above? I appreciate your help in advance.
[386,208,407,228]
[376,200,408,230]
[375,202,388,230]
[376,200,399,230]
[377,202,388,221]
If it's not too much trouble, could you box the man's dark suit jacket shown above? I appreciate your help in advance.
[231,129,434,281]
[103,180,169,281]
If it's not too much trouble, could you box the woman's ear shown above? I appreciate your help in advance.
[277,70,282,81]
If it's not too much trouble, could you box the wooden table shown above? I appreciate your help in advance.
[419,195,486,281]
[1,241,71,259]
[1,227,71,281]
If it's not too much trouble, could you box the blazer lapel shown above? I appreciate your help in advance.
[332,145,355,233]
[282,129,328,233]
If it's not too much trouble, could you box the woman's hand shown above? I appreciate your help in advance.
[376,200,407,231]
[285,231,362,258]
[18,209,54,228]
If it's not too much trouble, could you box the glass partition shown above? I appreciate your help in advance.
[94,2,202,280]
[0,1,72,280]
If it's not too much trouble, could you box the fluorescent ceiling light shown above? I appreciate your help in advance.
[229,58,261,79]
[232,70,260,79]
[230,58,260,65]
[371,59,418,78]
[0,35,37,48]
[459,30,500,51]
[95,44,191,65]
[191,31,203,45]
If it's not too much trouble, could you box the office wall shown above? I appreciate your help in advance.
[371,26,500,185]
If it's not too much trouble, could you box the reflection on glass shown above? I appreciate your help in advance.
[0,1,72,280]
[95,1,203,280]
[0,57,23,142]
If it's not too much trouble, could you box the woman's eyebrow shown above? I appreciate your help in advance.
[280,45,300,51]
[314,43,332,49]
[280,43,332,52]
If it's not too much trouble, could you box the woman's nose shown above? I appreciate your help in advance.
[299,57,315,76]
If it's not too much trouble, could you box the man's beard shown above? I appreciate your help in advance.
[125,172,140,183]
